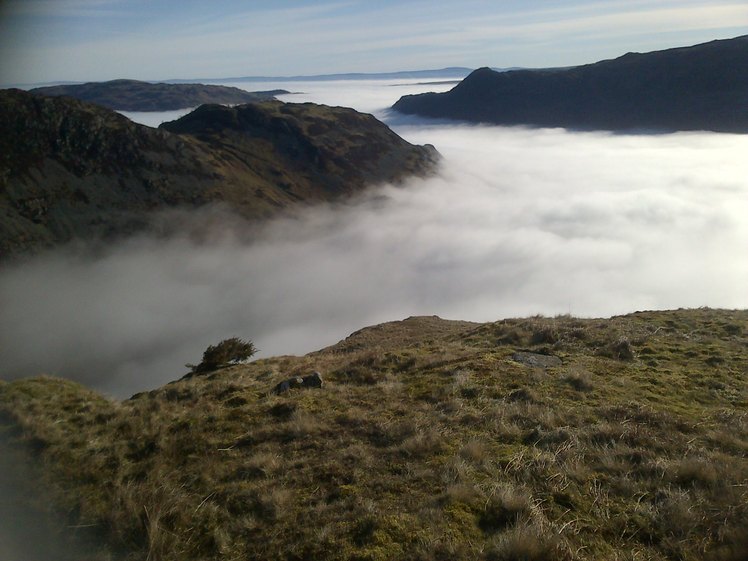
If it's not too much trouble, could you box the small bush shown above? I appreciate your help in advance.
[478,487,533,533]
[399,429,446,458]
[562,370,594,392]
[484,523,563,561]
[507,388,538,403]
[671,458,719,488]
[190,337,257,374]
[598,337,635,361]
[459,440,488,463]
[335,365,380,385]
[496,329,524,346]
[530,325,559,345]
[351,514,379,545]
[443,483,481,506]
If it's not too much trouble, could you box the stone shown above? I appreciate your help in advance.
[301,371,323,388]
[511,352,562,368]
[271,373,322,395]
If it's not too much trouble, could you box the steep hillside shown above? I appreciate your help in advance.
[1,308,746,561]
[393,36,748,132]
[0,89,438,258]
[30,79,287,111]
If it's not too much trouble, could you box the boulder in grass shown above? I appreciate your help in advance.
[301,372,323,388]
[511,352,562,369]
[271,372,323,395]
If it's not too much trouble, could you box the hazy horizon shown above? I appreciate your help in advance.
[1,79,746,398]
[2,1,746,86]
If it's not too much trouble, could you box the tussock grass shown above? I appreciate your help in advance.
[1,308,747,560]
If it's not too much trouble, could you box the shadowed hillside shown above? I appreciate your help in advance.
[0,90,438,259]
[30,79,288,111]
[1,308,746,560]
[393,36,748,132]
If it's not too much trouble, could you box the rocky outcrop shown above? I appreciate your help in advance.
[393,35,748,132]
[0,90,438,259]
[30,79,288,111]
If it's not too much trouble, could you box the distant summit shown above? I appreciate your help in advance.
[30,79,287,111]
[393,36,748,132]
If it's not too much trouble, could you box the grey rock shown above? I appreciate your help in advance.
[511,352,562,368]
[272,373,323,395]
[301,371,323,388]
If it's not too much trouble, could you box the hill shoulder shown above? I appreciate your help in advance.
[30,79,288,111]
[1,308,746,560]
[393,35,748,132]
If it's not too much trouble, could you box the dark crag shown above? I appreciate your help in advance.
[0,90,438,259]
[393,35,748,132]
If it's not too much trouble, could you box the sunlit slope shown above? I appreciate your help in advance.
[393,35,748,132]
[0,89,437,259]
[1,308,746,561]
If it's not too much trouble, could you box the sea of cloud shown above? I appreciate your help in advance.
[2,79,747,397]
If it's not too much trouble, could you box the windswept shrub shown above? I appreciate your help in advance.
[189,337,257,374]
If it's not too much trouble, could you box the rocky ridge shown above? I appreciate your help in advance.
[0,89,438,258]
[29,79,288,111]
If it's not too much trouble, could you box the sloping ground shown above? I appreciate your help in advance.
[0,433,111,561]
[393,35,748,132]
[29,79,287,111]
[1,308,746,560]
[0,90,437,258]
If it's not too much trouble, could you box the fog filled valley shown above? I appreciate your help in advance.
[2,79,748,397]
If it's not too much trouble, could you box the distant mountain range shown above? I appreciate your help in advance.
[166,67,475,83]
[29,79,288,111]
[393,36,748,132]
[0,89,437,258]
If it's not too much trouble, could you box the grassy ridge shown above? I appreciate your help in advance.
[1,309,746,560]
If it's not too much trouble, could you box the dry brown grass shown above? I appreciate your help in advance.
[1,309,747,561]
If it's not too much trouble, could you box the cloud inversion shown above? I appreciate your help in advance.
[1,83,747,397]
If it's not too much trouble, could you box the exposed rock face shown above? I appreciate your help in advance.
[0,90,439,259]
[393,35,748,132]
[29,79,288,111]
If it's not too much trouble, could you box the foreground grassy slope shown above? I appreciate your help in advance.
[1,309,746,560]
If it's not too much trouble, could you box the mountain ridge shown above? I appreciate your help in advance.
[0,89,438,259]
[29,79,288,111]
[393,35,748,132]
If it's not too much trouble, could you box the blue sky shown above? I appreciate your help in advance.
[1,0,746,85]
